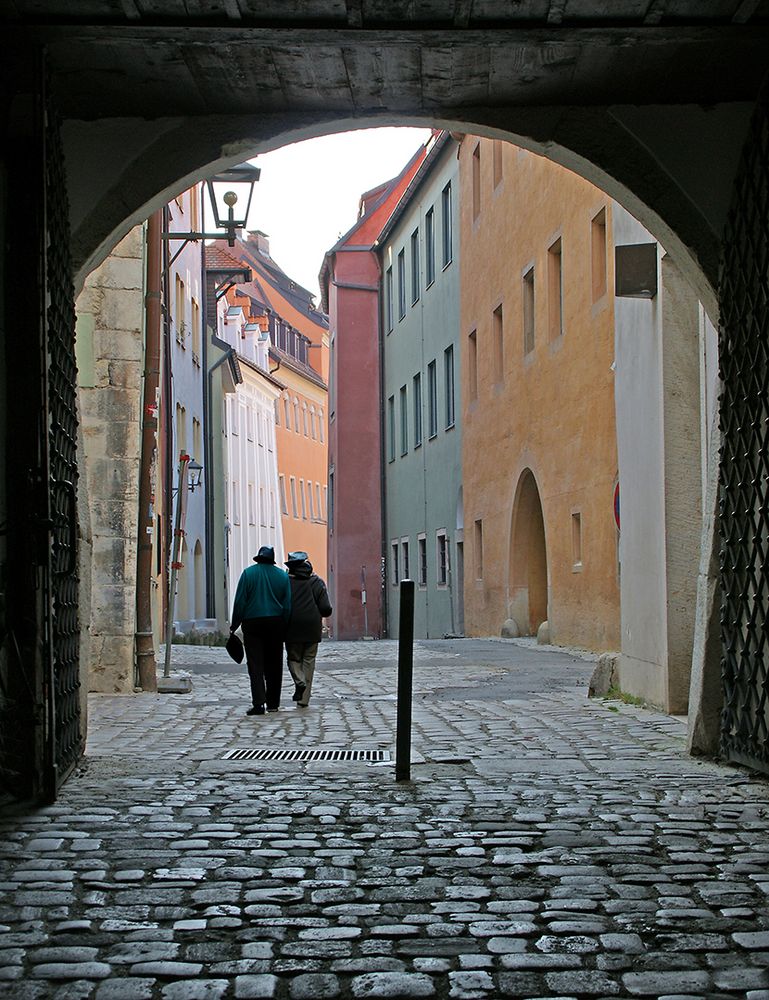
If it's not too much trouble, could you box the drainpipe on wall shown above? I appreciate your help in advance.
[134,210,162,692]
[161,204,174,640]
[375,251,388,639]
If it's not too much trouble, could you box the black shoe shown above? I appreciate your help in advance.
[266,706,279,713]
[292,684,306,702]
[246,706,265,716]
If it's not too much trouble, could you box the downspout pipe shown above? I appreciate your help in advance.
[134,211,162,692]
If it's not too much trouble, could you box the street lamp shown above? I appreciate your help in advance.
[188,459,203,493]
[206,164,261,246]
[161,162,261,263]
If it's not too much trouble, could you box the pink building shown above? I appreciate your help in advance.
[320,142,428,639]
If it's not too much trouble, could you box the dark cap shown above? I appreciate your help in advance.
[285,550,309,565]
[253,545,276,564]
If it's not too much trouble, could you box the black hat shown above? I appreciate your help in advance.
[285,550,309,565]
[253,545,275,564]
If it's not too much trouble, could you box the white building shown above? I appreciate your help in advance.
[216,300,285,615]
[613,204,718,713]
[167,186,208,628]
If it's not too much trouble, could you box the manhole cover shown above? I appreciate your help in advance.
[223,747,391,762]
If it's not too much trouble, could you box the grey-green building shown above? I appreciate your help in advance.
[379,133,463,638]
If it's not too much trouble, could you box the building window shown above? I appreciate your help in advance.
[572,511,583,569]
[417,534,427,588]
[411,229,420,304]
[192,417,201,464]
[290,477,298,518]
[307,479,314,519]
[270,491,276,527]
[413,372,422,447]
[523,266,535,356]
[299,479,307,519]
[191,298,201,365]
[391,540,400,586]
[400,384,408,456]
[474,519,483,580]
[592,207,608,302]
[248,484,255,525]
[548,238,563,341]
[293,398,300,433]
[232,481,240,525]
[274,399,281,426]
[387,395,396,462]
[279,474,288,515]
[468,329,478,401]
[401,537,410,581]
[472,142,481,221]
[318,408,325,443]
[175,274,185,345]
[302,403,309,436]
[310,407,316,439]
[260,486,267,526]
[444,345,455,429]
[246,406,254,441]
[427,360,437,439]
[316,483,323,522]
[426,207,435,286]
[284,396,291,429]
[441,182,452,268]
[493,305,504,382]
[397,249,406,320]
[324,483,329,523]
[176,403,187,453]
[436,530,448,586]
[386,266,394,332]
[493,140,503,189]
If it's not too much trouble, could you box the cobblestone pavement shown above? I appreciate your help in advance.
[1,638,769,999]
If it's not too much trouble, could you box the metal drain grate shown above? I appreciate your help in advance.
[223,748,391,762]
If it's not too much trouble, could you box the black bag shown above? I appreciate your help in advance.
[226,632,244,664]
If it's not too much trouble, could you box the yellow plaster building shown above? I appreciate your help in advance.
[459,138,620,651]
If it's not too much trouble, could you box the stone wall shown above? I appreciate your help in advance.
[75,226,145,693]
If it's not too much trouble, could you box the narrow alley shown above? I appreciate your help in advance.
[1,639,768,999]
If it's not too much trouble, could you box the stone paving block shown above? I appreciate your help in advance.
[234,974,280,998]
[734,931,769,949]
[622,970,713,995]
[712,966,769,991]
[128,961,203,977]
[351,971,436,997]
[448,970,495,997]
[289,972,341,998]
[95,979,156,999]
[161,980,229,999]
[30,961,112,980]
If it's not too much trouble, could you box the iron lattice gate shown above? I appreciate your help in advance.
[45,95,82,793]
[719,95,769,774]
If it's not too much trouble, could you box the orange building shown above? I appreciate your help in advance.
[459,138,620,651]
[212,233,329,578]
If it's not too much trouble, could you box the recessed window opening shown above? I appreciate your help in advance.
[427,360,438,438]
[492,305,504,382]
[591,207,608,302]
[397,249,406,320]
[387,395,395,462]
[472,143,481,221]
[411,229,420,304]
[572,511,583,569]
[413,372,423,447]
[386,266,394,332]
[548,238,563,341]
[523,267,535,356]
[417,534,427,588]
[391,540,400,586]
[474,519,484,580]
[400,385,408,455]
[437,530,448,586]
[468,329,478,401]
[401,537,410,581]
[444,345,455,429]
[426,207,435,286]
[441,182,453,268]
[493,140,503,189]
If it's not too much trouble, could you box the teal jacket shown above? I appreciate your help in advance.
[231,563,292,631]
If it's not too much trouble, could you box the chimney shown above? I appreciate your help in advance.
[251,230,270,257]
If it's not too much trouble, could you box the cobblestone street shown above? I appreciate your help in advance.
[1,638,768,999]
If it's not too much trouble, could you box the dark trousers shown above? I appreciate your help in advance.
[241,616,285,710]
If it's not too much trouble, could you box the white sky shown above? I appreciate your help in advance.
[244,127,434,304]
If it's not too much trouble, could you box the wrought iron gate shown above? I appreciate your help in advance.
[719,96,769,775]
[0,60,82,801]
[45,91,83,794]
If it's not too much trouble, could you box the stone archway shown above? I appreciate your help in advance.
[508,469,549,637]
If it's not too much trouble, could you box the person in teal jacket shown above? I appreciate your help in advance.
[230,546,292,715]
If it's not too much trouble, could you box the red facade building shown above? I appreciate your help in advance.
[320,141,429,639]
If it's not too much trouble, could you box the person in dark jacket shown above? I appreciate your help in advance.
[230,545,291,715]
[284,551,332,708]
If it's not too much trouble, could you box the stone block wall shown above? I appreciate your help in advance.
[75,226,145,693]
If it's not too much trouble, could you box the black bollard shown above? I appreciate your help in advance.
[395,579,415,781]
